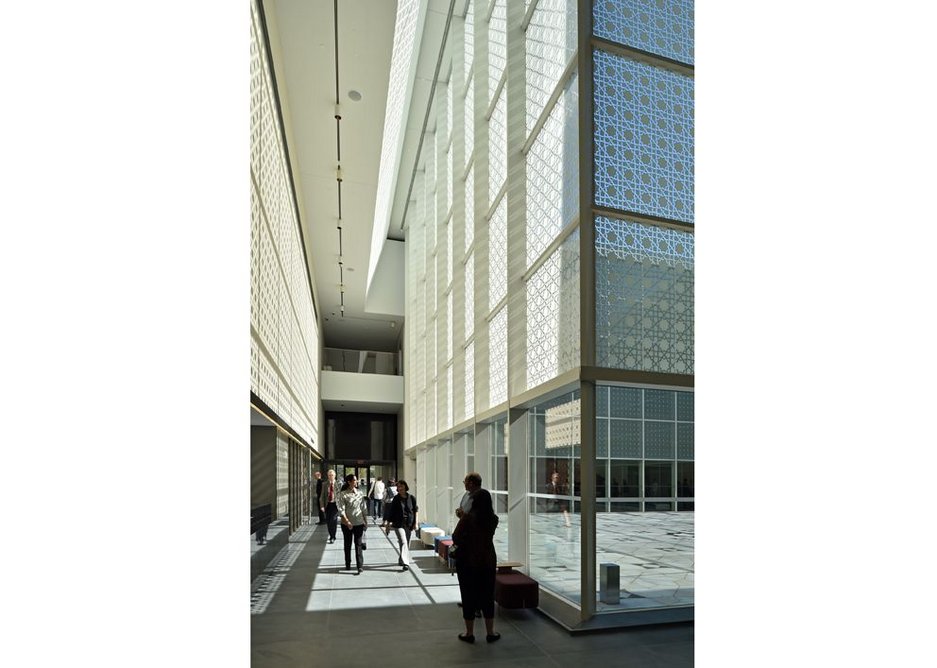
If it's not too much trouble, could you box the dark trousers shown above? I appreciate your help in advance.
[371,498,383,518]
[456,564,495,620]
[324,502,338,540]
[341,523,365,569]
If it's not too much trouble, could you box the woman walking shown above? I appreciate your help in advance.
[384,480,418,571]
[451,487,500,643]
[336,473,369,574]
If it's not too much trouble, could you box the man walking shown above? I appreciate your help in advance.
[318,469,339,543]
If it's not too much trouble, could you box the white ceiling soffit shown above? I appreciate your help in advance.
[365,239,405,316]
[365,0,427,292]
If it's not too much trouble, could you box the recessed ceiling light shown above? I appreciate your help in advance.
[348,89,362,102]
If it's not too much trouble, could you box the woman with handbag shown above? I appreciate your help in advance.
[384,480,418,571]
[336,473,369,574]
[451,487,500,643]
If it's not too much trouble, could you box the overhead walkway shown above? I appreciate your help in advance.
[251,522,693,666]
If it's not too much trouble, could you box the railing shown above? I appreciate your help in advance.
[322,347,400,375]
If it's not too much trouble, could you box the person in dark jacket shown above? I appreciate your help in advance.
[315,471,325,524]
[452,487,500,643]
[384,480,418,571]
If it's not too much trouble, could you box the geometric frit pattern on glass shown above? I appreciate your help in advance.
[464,0,474,84]
[526,76,579,269]
[525,0,577,137]
[609,418,642,458]
[593,0,694,66]
[488,196,507,311]
[677,421,693,460]
[446,291,453,363]
[593,49,694,223]
[446,214,453,289]
[250,4,319,446]
[447,144,454,219]
[465,75,475,168]
[597,417,608,456]
[446,364,453,431]
[465,167,474,253]
[465,250,475,339]
[489,86,507,206]
[676,389,694,422]
[609,385,642,418]
[526,231,581,391]
[488,0,506,105]
[644,421,675,459]
[644,388,675,420]
[465,340,475,421]
[597,385,609,417]
[595,216,693,374]
[489,306,508,407]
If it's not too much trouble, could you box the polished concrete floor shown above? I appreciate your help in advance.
[251,521,693,667]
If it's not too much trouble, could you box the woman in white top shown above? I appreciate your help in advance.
[337,473,369,574]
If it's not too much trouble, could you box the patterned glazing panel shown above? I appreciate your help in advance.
[644,388,675,420]
[443,219,451,289]
[593,0,694,66]
[250,5,319,445]
[676,421,693,459]
[645,421,675,459]
[525,233,581,391]
[593,50,694,223]
[437,368,446,432]
[609,385,642,418]
[597,385,609,417]
[525,0,577,136]
[595,216,693,374]
[465,77,475,169]
[428,379,437,441]
[447,291,453,363]
[597,417,609,456]
[465,167,474,252]
[448,77,454,145]
[465,341,475,420]
[447,365,454,430]
[526,77,579,269]
[489,87,507,206]
[447,145,454,220]
[489,0,506,105]
[489,306,508,407]
[464,0,474,83]
[677,389,693,421]
[488,196,507,311]
[439,292,448,362]
[464,251,474,339]
[609,419,642,458]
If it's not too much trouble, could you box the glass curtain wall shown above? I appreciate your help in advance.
[405,0,693,624]
[590,0,695,614]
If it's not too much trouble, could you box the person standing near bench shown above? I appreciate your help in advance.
[384,479,418,571]
[452,486,501,644]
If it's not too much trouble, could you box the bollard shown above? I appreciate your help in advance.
[600,563,620,604]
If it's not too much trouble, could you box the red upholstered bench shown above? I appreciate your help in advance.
[494,566,539,609]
